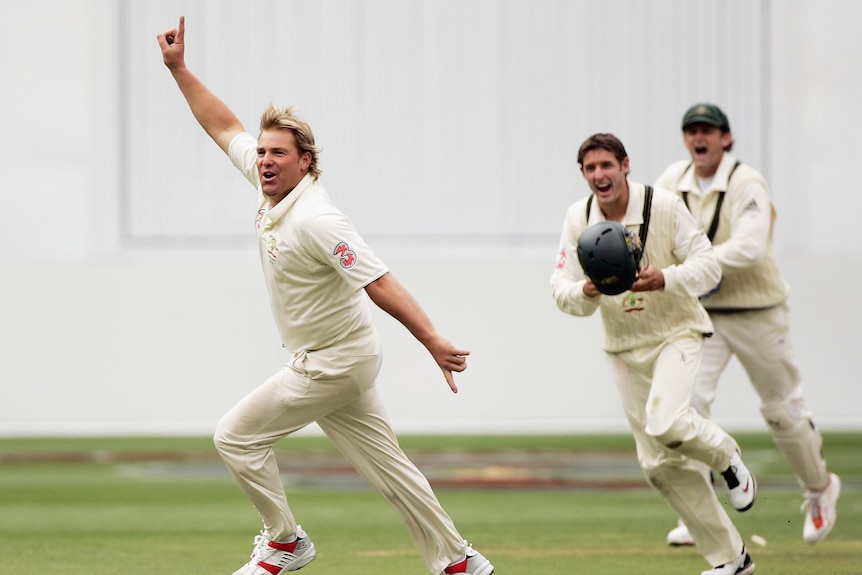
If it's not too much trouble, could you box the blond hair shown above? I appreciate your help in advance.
[259,104,322,180]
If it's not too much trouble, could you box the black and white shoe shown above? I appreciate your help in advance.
[722,451,756,512]
[701,546,755,575]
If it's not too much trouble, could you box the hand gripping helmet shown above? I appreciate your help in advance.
[576,221,643,295]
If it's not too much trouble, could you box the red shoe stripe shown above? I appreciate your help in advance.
[258,561,283,575]
[268,539,299,552]
[812,505,824,529]
[444,558,468,574]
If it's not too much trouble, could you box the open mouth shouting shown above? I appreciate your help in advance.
[689,139,722,176]
[594,181,614,197]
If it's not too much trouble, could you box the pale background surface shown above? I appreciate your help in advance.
[2,0,859,436]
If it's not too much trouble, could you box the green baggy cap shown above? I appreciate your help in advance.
[682,103,730,131]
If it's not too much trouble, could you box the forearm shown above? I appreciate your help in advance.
[170,66,244,154]
[665,231,722,297]
[365,272,467,393]
[551,273,600,316]
[365,273,436,346]
[550,227,601,316]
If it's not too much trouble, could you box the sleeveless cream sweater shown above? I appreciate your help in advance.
[594,186,713,352]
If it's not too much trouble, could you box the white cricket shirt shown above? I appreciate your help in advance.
[229,132,389,352]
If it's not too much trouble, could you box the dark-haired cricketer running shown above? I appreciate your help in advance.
[551,133,756,575]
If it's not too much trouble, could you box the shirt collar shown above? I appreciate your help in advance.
[589,180,645,227]
[621,180,645,226]
[262,173,315,223]
[679,153,738,194]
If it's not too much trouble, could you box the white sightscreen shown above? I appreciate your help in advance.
[122,0,769,247]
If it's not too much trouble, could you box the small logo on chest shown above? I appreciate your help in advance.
[266,237,279,261]
[622,292,645,313]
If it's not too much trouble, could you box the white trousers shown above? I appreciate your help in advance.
[608,332,744,568]
[213,331,466,574]
[697,304,828,490]
[696,304,804,413]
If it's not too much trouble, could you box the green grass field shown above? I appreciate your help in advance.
[0,433,859,574]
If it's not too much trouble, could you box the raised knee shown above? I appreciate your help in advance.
[761,402,812,435]
[212,419,234,454]
[649,416,690,449]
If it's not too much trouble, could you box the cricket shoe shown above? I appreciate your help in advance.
[666,519,695,547]
[701,546,755,575]
[442,545,494,575]
[233,526,316,575]
[801,472,841,543]
[721,451,756,512]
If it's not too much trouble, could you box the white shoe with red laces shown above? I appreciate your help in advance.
[802,472,841,543]
[442,545,494,575]
[233,526,316,575]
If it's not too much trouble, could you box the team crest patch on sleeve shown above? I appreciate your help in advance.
[333,241,357,268]
[555,248,567,271]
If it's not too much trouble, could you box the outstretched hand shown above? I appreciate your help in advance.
[363,273,470,394]
[426,334,470,394]
[156,15,186,70]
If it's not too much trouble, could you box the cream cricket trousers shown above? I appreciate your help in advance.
[695,303,828,490]
[608,331,744,568]
[213,330,466,574]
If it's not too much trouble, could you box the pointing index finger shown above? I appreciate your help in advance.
[165,16,185,45]
[176,15,185,43]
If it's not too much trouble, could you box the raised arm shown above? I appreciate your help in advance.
[364,273,469,394]
[156,16,245,154]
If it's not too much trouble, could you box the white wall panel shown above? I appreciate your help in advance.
[122,0,768,247]
[5,0,862,436]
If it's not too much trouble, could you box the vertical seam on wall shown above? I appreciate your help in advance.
[117,2,130,248]
[761,0,773,185]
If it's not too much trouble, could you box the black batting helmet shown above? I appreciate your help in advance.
[576,221,643,295]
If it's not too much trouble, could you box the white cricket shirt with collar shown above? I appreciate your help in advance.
[228,132,389,352]
[656,154,787,310]
[550,181,718,352]
[655,154,771,269]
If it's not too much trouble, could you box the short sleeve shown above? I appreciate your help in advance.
[227,132,261,188]
[300,211,389,290]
